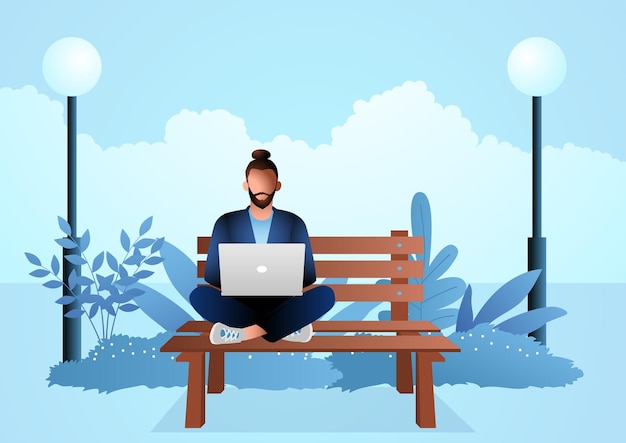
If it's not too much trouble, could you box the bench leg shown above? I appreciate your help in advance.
[177,352,206,428]
[396,351,414,393]
[414,352,445,428]
[207,351,225,393]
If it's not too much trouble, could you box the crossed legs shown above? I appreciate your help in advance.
[189,285,335,343]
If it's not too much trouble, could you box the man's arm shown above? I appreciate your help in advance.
[292,216,316,287]
[204,215,228,288]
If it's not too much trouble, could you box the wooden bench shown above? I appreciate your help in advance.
[160,230,460,428]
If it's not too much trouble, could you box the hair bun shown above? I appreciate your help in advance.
[252,149,271,160]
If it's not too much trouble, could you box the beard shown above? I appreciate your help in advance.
[248,189,276,209]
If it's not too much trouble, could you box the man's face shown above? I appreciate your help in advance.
[244,169,281,209]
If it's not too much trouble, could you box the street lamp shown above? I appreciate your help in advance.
[508,37,566,345]
[43,37,101,361]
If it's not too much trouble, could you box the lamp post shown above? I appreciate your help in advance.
[43,37,102,361]
[508,37,566,345]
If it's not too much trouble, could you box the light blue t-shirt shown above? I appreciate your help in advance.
[248,208,273,244]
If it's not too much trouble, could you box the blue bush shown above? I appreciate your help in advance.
[48,334,341,393]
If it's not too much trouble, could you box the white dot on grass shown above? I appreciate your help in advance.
[152,347,155,351]
[461,336,465,340]
[171,356,174,360]
[129,342,133,346]
[389,354,392,358]
[525,354,529,358]
[248,355,252,359]
[112,354,115,358]
[351,352,354,355]
[152,355,155,359]
[469,333,473,337]
[93,357,96,361]
[110,343,114,347]
[277,352,280,356]
[481,334,485,339]
[94,352,98,356]
[474,347,478,351]
[143,350,147,354]
[304,356,307,360]
[100,346,104,350]
[518,348,522,352]
[536,351,540,355]
[121,349,125,353]
[291,353,294,356]
[490,342,494,346]
[131,352,135,356]
[506,345,510,349]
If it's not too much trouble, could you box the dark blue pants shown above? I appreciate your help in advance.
[189,285,335,342]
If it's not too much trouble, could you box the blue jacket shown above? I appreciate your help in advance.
[204,207,317,288]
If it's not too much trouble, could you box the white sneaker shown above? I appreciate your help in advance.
[282,324,313,342]
[210,322,246,345]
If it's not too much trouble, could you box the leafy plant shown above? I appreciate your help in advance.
[377,192,466,329]
[26,216,165,341]
[456,269,567,334]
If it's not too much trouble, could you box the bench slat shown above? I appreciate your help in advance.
[314,283,423,301]
[197,235,423,255]
[196,260,424,279]
[314,260,423,278]
[195,283,423,301]
[176,320,440,334]
[161,334,460,353]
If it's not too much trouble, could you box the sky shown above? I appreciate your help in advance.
[1,1,625,284]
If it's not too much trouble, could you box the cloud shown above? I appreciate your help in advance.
[1,82,624,284]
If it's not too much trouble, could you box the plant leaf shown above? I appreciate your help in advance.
[64,254,87,265]
[131,282,194,331]
[51,255,60,276]
[43,279,63,289]
[92,251,105,272]
[410,192,431,266]
[120,229,131,252]
[24,252,41,266]
[496,307,567,335]
[424,245,458,282]
[144,256,164,265]
[139,216,153,236]
[456,284,474,332]
[118,303,139,312]
[428,308,459,330]
[30,269,50,278]
[55,238,79,250]
[106,252,119,272]
[134,238,154,249]
[55,296,76,305]
[118,264,128,279]
[423,277,466,310]
[80,229,90,251]
[68,269,78,290]
[151,237,165,254]
[134,270,154,279]
[89,303,99,318]
[57,216,72,236]
[117,276,138,287]
[473,270,542,326]
[64,309,84,319]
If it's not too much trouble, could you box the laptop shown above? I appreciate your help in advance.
[218,243,306,296]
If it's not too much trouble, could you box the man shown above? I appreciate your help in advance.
[190,149,335,344]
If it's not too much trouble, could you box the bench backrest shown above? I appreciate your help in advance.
[197,230,424,321]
